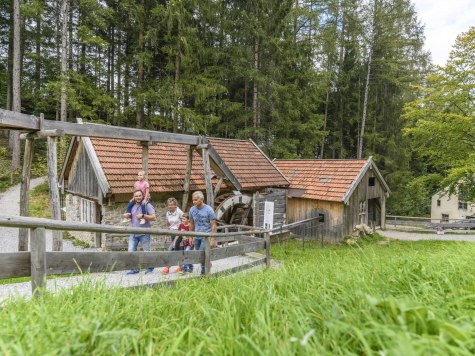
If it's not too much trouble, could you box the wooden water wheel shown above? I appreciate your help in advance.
[214,192,253,225]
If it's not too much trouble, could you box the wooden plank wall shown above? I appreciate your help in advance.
[345,169,386,235]
[253,188,287,229]
[66,142,101,200]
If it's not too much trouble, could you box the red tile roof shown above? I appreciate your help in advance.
[90,138,289,195]
[274,159,367,202]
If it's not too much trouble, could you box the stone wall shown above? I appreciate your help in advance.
[101,200,170,250]
[64,193,96,244]
[65,193,174,249]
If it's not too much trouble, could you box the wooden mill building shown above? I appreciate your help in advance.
[274,157,390,240]
[60,136,289,246]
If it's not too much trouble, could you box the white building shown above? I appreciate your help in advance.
[431,191,475,223]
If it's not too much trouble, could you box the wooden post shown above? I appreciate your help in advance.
[202,147,214,206]
[381,195,386,229]
[47,136,63,251]
[141,141,149,177]
[182,145,193,211]
[30,227,46,295]
[18,137,34,251]
[264,231,270,268]
[204,236,211,275]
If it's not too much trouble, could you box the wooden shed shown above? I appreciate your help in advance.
[274,157,390,240]
[59,136,289,246]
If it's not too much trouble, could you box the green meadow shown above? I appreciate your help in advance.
[1,237,475,355]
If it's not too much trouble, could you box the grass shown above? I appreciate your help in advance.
[63,231,91,248]
[2,237,475,354]
[28,181,51,218]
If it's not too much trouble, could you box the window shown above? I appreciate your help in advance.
[437,200,441,207]
[459,201,468,210]
[80,198,95,223]
[369,177,375,186]
[441,214,449,223]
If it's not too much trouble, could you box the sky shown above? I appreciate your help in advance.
[412,0,475,66]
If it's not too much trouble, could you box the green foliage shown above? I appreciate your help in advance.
[404,27,475,201]
[2,240,475,353]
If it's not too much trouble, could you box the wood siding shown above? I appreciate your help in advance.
[66,142,101,200]
[253,188,287,229]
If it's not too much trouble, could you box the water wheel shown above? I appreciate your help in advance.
[214,192,253,225]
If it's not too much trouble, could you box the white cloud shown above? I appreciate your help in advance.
[412,0,475,66]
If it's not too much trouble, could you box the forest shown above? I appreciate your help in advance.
[0,0,473,215]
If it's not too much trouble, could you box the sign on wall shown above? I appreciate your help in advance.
[263,201,274,230]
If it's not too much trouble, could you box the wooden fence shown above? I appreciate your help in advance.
[0,215,270,295]
[386,215,475,230]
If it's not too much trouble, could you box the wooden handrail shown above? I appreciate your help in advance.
[0,214,267,238]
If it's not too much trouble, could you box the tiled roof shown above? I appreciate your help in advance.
[90,138,289,195]
[274,159,367,202]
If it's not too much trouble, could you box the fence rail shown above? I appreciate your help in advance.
[386,215,475,230]
[0,215,270,295]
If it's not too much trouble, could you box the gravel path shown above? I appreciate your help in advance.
[379,228,475,242]
[0,177,86,252]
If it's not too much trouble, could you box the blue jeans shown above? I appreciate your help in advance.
[183,245,194,271]
[128,234,152,271]
[194,237,206,275]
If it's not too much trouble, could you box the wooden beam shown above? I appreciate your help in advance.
[182,145,194,211]
[47,136,63,251]
[45,251,204,274]
[19,129,64,140]
[18,137,34,251]
[264,232,270,268]
[206,144,242,191]
[213,177,224,198]
[30,227,46,295]
[0,214,264,237]
[0,252,31,278]
[201,146,214,206]
[0,109,200,145]
[141,142,149,177]
[210,240,265,260]
[204,237,211,275]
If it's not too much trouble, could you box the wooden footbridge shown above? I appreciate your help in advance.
[0,214,270,295]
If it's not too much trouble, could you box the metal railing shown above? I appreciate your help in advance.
[386,215,475,230]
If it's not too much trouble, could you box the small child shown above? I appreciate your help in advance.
[122,171,150,224]
[179,213,194,273]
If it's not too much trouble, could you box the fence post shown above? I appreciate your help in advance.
[264,231,270,268]
[30,227,46,295]
[204,236,211,275]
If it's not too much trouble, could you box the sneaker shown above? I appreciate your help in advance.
[162,267,169,275]
[126,269,140,275]
[121,218,131,223]
[140,218,146,225]
[174,266,182,273]
[145,267,154,274]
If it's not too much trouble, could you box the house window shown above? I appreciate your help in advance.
[459,201,468,210]
[437,200,441,207]
[80,198,95,223]
[369,177,375,186]
[441,214,449,223]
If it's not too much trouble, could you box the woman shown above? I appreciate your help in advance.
[162,197,183,275]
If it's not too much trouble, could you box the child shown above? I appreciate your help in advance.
[122,171,150,224]
[179,213,194,273]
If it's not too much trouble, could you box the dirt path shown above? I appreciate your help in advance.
[378,228,475,242]
[0,177,85,252]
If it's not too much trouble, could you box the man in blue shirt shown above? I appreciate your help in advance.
[124,189,156,274]
[189,191,217,275]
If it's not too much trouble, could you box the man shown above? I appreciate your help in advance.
[189,191,217,275]
[124,189,156,275]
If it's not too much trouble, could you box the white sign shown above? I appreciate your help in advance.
[263,201,274,230]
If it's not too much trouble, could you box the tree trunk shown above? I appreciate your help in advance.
[60,0,69,122]
[10,0,22,177]
[253,37,259,129]
[18,137,34,251]
[358,51,372,159]
[136,0,145,128]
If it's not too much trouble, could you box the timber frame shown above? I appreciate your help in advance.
[0,109,243,251]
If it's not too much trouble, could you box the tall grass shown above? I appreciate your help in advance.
[1,238,475,354]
